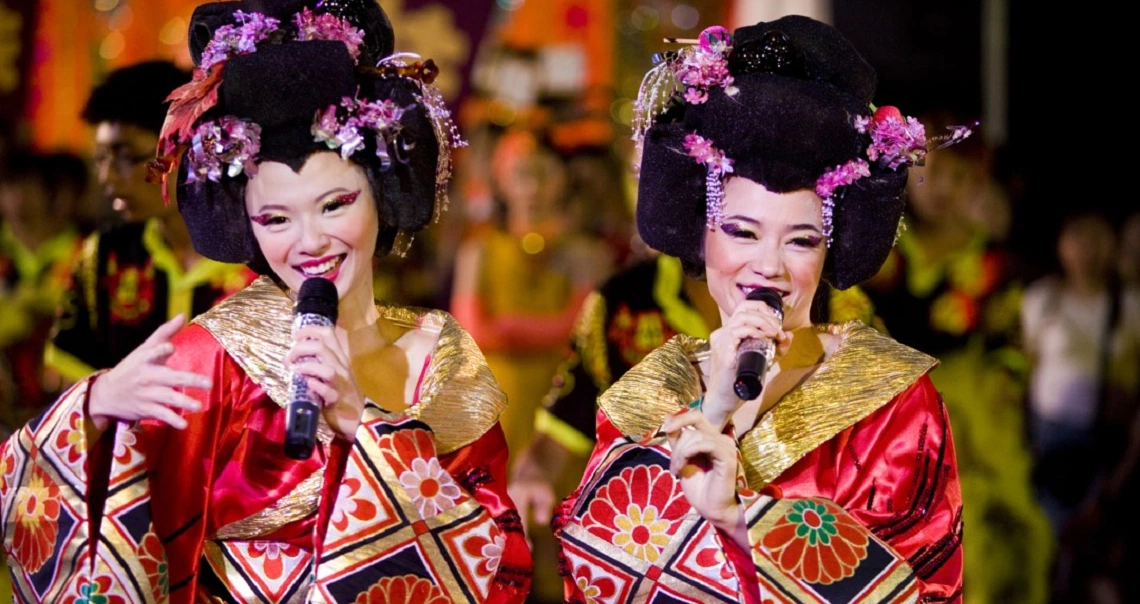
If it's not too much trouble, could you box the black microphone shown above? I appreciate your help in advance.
[284,278,339,460]
[733,287,784,401]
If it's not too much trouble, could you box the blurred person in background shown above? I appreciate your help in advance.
[46,61,256,383]
[0,151,86,432]
[451,127,614,463]
[1022,212,1140,602]
[863,115,1052,602]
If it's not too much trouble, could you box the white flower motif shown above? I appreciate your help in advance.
[331,481,359,528]
[482,533,505,574]
[399,457,461,518]
[251,541,285,559]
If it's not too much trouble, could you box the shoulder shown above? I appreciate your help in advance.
[597,334,706,438]
[389,306,508,455]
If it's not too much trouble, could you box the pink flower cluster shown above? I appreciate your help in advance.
[293,7,366,62]
[312,96,407,161]
[815,159,871,200]
[673,26,736,105]
[855,114,928,170]
[684,133,735,227]
[199,11,281,72]
[187,117,262,183]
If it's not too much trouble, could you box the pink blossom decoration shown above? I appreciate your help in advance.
[293,7,366,62]
[312,96,408,162]
[187,117,262,183]
[683,133,735,228]
[199,11,281,72]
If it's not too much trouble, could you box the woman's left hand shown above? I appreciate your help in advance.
[285,324,365,441]
[662,410,743,532]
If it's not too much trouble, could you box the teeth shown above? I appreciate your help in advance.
[301,256,340,276]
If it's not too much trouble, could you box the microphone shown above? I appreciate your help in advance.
[733,287,784,401]
[284,278,339,460]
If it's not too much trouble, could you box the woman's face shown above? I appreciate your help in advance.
[703,177,827,330]
[245,152,379,304]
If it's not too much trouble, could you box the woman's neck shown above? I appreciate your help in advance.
[337,281,381,335]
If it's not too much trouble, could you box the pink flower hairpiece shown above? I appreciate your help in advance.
[633,25,738,154]
[683,133,735,228]
[312,95,408,164]
[674,26,738,105]
[186,116,262,183]
[293,7,366,63]
[815,106,973,244]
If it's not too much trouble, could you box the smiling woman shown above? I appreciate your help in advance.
[0,1,531,602]
[556,17,967,603]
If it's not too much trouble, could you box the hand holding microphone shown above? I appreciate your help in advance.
[733,287,784,401]
[702,287,787,430]
[284,278,366,458]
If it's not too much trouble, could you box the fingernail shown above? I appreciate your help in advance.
[199,378,212,388]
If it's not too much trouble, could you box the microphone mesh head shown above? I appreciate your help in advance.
[746,287,784,319]
[295,278,339,322]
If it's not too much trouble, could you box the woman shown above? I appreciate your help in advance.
[555,17,963,602]
[452,128,613,464]
[0,2,531,602]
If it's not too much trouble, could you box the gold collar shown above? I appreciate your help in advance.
[193,277,506,454]
[597,321,936,488]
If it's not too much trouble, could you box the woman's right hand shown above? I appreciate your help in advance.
[702,298,790,430]
[87,314,211,433]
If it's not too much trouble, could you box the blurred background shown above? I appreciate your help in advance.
[0,0,1134,602]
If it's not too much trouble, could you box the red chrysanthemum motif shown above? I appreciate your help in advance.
[582,465,688,563]
[61,573,130,604]
[761,499,870,585]
[137,532,169,602]
[53,410,86,464]
[572,564,618,604]
[331,476,379,533]
[462,531,505,578]
[12,466,61,573]
[353,575,450,604]
[379,428,438,472]
[247,541,300,581]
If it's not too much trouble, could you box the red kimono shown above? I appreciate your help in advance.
[556,321,963,603]
[1,278,532,603]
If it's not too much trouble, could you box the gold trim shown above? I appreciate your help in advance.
[213,468,325,540]
[598,322,936,488]
[574,290,611,390]
[403,307,506,455]
[193,277,505,455]
[596,334,706,437]
[738,322,936,488]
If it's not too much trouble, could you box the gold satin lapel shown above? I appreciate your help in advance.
[738,321,936,488]
[405,309,507,455]
[596,335,706,437]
